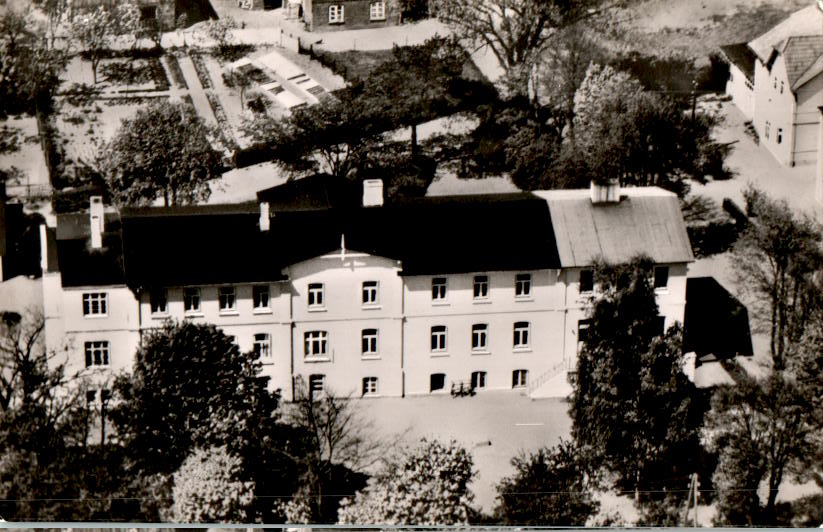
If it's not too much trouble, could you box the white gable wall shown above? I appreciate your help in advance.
[794,71,823,165]
[726,63,755,120]
[754,56,796,166]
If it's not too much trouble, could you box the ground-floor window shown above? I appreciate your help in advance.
[362,376,378,396]
[512,369,528,388]
[471,371,486,389]
[430,373,446,392]
[309,374,325,398]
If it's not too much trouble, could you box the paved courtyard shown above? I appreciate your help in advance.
[357,392,572,514]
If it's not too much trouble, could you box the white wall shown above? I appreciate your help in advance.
[794,72,823,165]
[726,64,755,121]
[753,57,797,165]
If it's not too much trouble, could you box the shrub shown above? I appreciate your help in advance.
[171,446,255,523]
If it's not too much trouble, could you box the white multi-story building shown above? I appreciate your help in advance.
[41,179,694,400]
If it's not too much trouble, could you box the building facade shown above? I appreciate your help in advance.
[721,4,823,167]
[42,180,693,401]
[300,0,400,31]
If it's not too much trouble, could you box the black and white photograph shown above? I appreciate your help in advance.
[0,0,822,526]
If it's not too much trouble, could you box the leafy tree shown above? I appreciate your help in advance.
[338,438,474,525]
[100,100,223,206]
[0,312,87,520]
[110,320,280,477]
[171,446,256,523]
[733,186,823,370]
[277,379,379,523]
[494,440,599,525]
[569,258,706,501]
[205,17,238,58]
[0,8,67,117]
[708,371,817,525]
[561,63,716,195]
[243,89,389,179]
[431,0,608,95]
[30,0,69,49]
[360,37,490,157]
[69,3,139,84]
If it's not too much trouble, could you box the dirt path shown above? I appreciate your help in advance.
[177,55,219,126]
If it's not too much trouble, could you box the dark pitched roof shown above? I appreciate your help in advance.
[782,35,823,90]
[120,203,288,288]
[719,42,756,82]
[55,213,126,287]
[256,174,360,211]
[684,277,753,360]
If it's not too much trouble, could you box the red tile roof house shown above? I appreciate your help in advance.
[300,0,399,31]
[719,4,823,168]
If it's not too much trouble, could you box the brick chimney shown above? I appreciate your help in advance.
[362,179,383,207]
[590,178,620,204]
[90,196,104,249]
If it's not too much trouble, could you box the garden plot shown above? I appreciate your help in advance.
[61,55,170,94]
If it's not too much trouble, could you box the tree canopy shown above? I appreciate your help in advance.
[338,438,475,525]
[110,320,280,477]
[732,186,823,369]
[100,100,223,206]
[569,258,706,500]
[494,440,599,525]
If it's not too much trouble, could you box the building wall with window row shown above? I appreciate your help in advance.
[42,184,694,401]
[302,0,399,31]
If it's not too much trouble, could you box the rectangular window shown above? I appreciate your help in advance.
[430,373,446,392]
[512,369,528,388]
[84,341,110,367]
[308,283,324,308]
[309,374,325,398]
[578,319,591,344]
[362,281,379,305]
[219,286,236,313]
[471,323,488,352]
[777,128,783,144]
[431,325,447,352]
[184,288,201,314]
[579,269,594,293]
[362,376,378,396]
[473,275,489,300]
[253,285,270,310]
[369,0,385,20]
[765,121,770,139]
[654,266,669,289]
[82,293,108,316]
[471,371,486,389]
[253,333,271,357]
[150,289,167,315]
[304,330,328,358]
[361,328,378,356]
[328,4,344,23]
[513,321,530,349]
[779,81,784,94]
[431,277,447,302]
[515,273,531,298]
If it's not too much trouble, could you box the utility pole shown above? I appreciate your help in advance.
[693,473,699,527]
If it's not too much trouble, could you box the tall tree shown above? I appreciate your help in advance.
[277,379,380,523]
[100,100,223,206]
[0,9,67,117]
[562,63,715,195]
[0,312,86,520]
[337,438,475,525]
[708,371,817,525]
[360,37,486,157]
[110,321,281,477]
[569,258,706,501]
[243,88,389,179]
[494,440,599,525]
[431,0,610,96]
[733,186,823,370]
